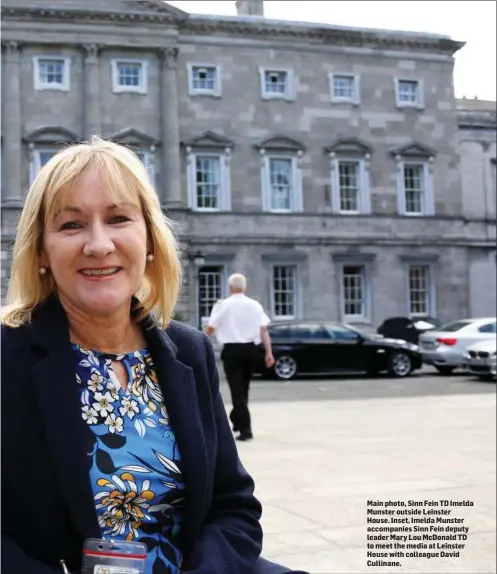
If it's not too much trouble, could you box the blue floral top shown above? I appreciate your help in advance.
[73,344,185,574]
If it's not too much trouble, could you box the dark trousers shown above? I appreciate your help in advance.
[221,342,257,434]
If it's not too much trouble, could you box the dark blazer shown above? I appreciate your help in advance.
[2,296,301,574]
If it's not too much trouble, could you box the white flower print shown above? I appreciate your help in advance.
[159,403,169,427]
[87,371,104,393]
[119,397,140,420]
[93,391,115,417]
[82,405,98,425]
[105,413,124,434]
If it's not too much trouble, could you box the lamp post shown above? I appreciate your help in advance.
[191,250,205,330]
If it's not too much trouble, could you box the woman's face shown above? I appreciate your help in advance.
[41,166,149,318]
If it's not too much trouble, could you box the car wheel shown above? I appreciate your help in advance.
[387,352,412,378]
[435,366,454,375]
[273,355,298,380]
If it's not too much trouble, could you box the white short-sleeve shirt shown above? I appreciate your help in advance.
[208,293,270,345]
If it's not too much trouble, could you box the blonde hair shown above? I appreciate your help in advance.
[228,273,247,292]
[1,136,182,329]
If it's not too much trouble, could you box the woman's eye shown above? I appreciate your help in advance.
[60,221,81,230]
[110,215,130,224]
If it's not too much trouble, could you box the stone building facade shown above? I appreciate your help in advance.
[457,98,497,317]
[1,0,495,327]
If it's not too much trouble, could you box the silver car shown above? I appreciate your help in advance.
[463,339,497,380]
[419,317,496,374]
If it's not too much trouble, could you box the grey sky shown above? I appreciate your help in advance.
[167,0,496,101]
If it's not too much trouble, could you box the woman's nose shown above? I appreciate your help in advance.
[82,224,116,258]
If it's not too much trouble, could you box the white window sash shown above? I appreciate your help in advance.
[394,77,424,109]
[29,148,58,184]
[33,56,71,91]
[259,67,295,101]
[111,59,148,94]
[187,63,222,97]
[270,265,299,320]
[407,264,435,317]
[340,264,371,322]
[187,151,231,212]
[330,157,370,214]
[397,160,434,216]
[262,155,302,213]
[329,73,361,105]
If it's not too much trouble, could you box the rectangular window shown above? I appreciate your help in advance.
[408,265,431,316]
[196,156,221,210]
[395,78,424,108]
[30,149,58,184]
[33,57,70,91]
[269,158,293,211]
[188,64,221,96]
[111,59,148,94]
[272,265,297,319]
[260,67,293,100]
[199,266,224,325]
[338,161,360,212]
[135,150,154,183]
[403,163,424,214]
[342,265,365,319]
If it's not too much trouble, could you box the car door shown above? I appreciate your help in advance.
[323,323,364,372]
[287,323,333,373]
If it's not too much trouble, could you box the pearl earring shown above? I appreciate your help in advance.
[39,267,47,275]
[146,254,154,262]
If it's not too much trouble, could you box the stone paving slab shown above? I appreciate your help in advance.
[233,393,496,574]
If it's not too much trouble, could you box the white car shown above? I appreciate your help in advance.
[463,339,497,380]
[419,317,496,374]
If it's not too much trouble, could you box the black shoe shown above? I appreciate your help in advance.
[236,431,253,442]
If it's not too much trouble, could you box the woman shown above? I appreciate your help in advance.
[1,138,308,574]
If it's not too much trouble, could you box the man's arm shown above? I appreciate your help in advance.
[204,325,215,337]
[260,326,275,368]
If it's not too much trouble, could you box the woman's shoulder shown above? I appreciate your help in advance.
[166,319,209,350]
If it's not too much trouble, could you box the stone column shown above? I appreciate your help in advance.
[160,47,182,207]
[83,44,102,139]
[2,41,23,205]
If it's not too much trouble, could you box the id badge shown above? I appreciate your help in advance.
[82,538,147,574]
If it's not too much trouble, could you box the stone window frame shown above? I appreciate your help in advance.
[256,136,305,213]
[187,63,222,97]
[259,66,295,101]
[325,137,372,215]
[29,148,59,185]
[332,252,375,323]
[110,128,159,184]
[183,132,234,213]
[394,77,425,110]
[111,58,149,94]
[328,73,361,105]
[262,253,306,321]
[391,141,436,216]
[399,255,438,318]
[33,55,71,92]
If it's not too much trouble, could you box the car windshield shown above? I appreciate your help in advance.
[438,320,473,332]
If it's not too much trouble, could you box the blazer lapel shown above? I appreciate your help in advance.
[143,321,209,540]
[30,296,101,539]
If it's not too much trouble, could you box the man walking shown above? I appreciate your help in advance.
[205,273,275,441]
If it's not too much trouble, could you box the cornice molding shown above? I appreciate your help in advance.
[1,5,464,55]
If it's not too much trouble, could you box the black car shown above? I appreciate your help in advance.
[256,321,422,380]
[377,316,441,344]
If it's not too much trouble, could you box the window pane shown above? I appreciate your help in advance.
[398,80,418,103]
[117,63,142,86]
[39,59,64,85]
[192,66,216,91]
[338,161,359,212]
[269,158,292,210]
[196,156,220,209]
[342,265,365,318]
[403,164,424,213]
[333,75,354,99]
[199,266,223,320]
[272,265,296,317]
[265,70,287,94]
[39,152,56,167]
[409,266,430,315]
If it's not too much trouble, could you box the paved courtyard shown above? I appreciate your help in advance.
[222,373,496,574]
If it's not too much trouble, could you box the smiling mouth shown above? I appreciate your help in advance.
[79,267,121,277]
